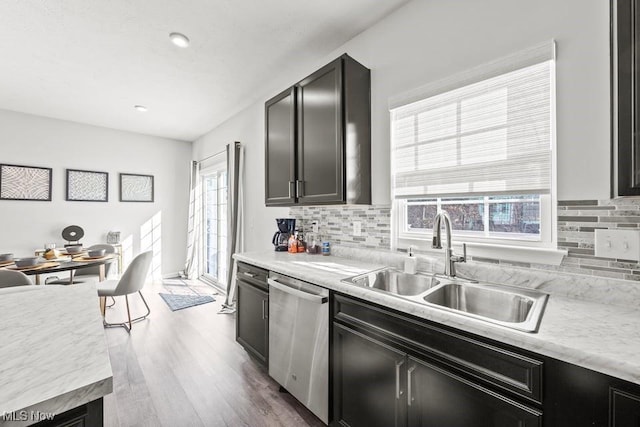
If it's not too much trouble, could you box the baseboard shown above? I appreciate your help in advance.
[161,272,181,279]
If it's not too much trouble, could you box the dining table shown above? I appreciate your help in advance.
[0,254,117,285]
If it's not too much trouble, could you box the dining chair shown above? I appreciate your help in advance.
[47,244,116,285]
[97,251,152,332]
[0,270,33,288]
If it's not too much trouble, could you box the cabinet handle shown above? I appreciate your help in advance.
[288,181,294,199]
[262,300,267,320]
[243,272,256,278]
[407,365,416,406]
[296,180,304,197]
[395,359,404,400]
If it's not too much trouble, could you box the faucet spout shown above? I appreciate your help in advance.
[431,211,464,277]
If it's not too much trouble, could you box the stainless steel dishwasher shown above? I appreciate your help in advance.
[268,272,329,424]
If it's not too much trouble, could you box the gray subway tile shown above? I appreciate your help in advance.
[558,216,598,222]
[558,200,598,206]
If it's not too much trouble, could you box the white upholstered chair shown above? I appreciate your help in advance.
[97,251,152,332]
[0,270,32,288]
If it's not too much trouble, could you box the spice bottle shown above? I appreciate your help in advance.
[288,233,298,253]
[322,241,331,256]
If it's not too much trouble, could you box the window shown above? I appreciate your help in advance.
[202,163,227,285]
[391,43,557,255]
[403,195,541,239]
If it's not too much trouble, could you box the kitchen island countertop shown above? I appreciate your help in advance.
[235,250,640,386]
[0,284,113,426]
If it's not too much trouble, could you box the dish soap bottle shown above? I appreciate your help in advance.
[404,246,417,274]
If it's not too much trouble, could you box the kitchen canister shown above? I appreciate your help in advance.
[321,241,331,256]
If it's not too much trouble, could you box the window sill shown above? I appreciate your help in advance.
[462,242,566,266]
[397,238,567,266]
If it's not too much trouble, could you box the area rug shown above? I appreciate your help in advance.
[159,293,215,311]
[159,278,217,311]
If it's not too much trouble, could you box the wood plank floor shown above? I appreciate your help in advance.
[102,280,325,427]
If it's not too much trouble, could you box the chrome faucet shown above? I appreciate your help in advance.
[432,211,466,277]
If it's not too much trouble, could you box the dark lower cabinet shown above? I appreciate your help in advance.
[32,398,103,427]
[333,323,406,427]
[611,388,640,427]
[407,357,541,427]
[236,263,269,366]
[331,292,640,427]
[331,320,540,427]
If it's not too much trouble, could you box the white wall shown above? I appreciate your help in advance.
[0,109,191,276]
[194,0,611,250]
[333,0,610,202]
[192,103,290,252]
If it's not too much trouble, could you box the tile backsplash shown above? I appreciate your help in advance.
[289,205,391,249]
[289,199,640,282]
[553,199,640,281]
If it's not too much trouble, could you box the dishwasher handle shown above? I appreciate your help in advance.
[267,278,328,304]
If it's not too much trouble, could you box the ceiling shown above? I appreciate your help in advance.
[0,0,409,141]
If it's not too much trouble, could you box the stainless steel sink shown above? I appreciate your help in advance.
[342,268,439,296]
[342,267,548,332]
[423,282,547,332]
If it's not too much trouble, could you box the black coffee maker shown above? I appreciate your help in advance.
[272,218,296,251]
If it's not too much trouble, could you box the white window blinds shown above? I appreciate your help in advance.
[391,49,554,199]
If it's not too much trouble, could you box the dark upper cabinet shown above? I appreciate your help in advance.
[264,54,371,206]
[265,87,296,206]
[297,59,343,204]
[614,0,640,195]
[236,263,269,366]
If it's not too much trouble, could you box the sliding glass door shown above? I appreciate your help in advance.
[201,162,227,286]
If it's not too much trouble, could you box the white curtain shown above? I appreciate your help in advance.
[221,142,244,311]
[181,161,202,279]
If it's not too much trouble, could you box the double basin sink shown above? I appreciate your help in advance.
[341,267,548,332]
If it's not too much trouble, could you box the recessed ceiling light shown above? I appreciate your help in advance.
[134,105,148,112]
[169,32,190,48]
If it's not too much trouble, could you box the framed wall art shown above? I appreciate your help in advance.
[0,163,52,201]
[66,169,109,202]
[120,173,154,202]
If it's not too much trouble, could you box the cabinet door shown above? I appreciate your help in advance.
[332,323,406,427]
[265,87,296,205]
[611,388,640,427]
[407,357,541,427]
[236,279,268,365]
[297,58,344,204]
[615,0,640,195]
[33,398,103,427]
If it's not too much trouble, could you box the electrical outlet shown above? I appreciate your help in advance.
[353,221,362,237]
[311,221,319,233]
[594,229,640,260]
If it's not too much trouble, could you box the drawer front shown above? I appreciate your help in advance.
[237,262,268,291]
[333,294,543,404]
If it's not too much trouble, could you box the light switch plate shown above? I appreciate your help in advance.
[353,221,362,237]
[594,229,640,261]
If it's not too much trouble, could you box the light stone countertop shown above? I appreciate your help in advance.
[234,250,640,386]
[0,284,113,426]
